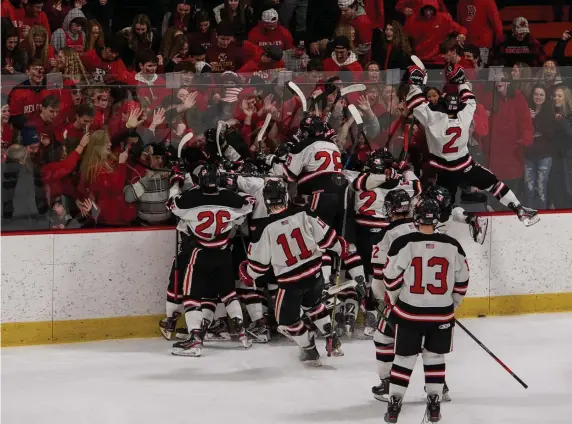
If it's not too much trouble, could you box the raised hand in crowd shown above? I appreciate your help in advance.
[563,31,571,41]
[118,150,129,164]
[76,198,93,218]
[149,108,166,134]
[157,55,164,67]
[357,95,374,117]
[126,108,146,129]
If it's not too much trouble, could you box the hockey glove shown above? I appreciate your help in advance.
[404,65,426,86]
[220,173,238,191]
[238,260,254,287]
[445,64,466,85]
[169,167,185,187]
[354,275,367,301]
[385,167,400,181]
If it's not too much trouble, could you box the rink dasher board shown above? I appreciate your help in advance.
[1,212,572,346]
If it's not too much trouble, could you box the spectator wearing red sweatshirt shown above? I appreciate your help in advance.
[13,0,51,41]
[77,130,135,227]
[238,45,286,81]
[493,17,547,68]
[2,0,16,23]
[206,22,244,72]
[481,75,534,197]
[248,8,293,52]
[403,0,466,68]
[8,59,51,127]
[363,0,384,29]
[27,94,63,144]
[63,103,95,143]
[1,95,15,160]
[456,0,502,65]
[338,0,373,61]
[134,49,169,109]
[323,36,363,74]
[81,36,135,85]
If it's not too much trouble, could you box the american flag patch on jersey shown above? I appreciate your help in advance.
[426,243,435,249]
[281,220,289,226]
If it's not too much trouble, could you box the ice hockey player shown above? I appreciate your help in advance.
[240,179,367,365]
[422,184,488,244]
[353,149,421,337]
[404,61,539,227]
[381,198,470,423]
[166,164,254,357]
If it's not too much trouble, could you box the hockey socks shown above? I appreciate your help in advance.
[489,181,520,208]
[422,350,446,398]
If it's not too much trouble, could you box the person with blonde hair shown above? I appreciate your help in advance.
[511,62,534,98]
[24,25,57,71]
[85,19,105,52]
[549,86,572,208]
[77,130,135,226]
[55,46,90,83]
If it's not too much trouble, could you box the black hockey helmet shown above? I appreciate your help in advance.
[423,185,451,210]
[443,93,465,114]
[366,148,395,174]
[414,198,441,226]
[300,115,326,139]
[198,163,221,192]
[263,179,288,210]
[384,189,412,217]
[204,128,218,144]
[238,161,263,177]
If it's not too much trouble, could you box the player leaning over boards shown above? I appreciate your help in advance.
[404,60,539,227]
[241,180,367,366]
[167,164,254,357]
[382,199,470,423]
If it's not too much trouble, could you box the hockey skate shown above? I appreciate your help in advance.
[513,204,540,227]
[425,394,441,422]
[159,312,181,340]
[325,327,344,357]
[344,303,357,338]
[424,381,451,402]
[175,326,188,340]
[467,214,488,245]
[171,330,203,357]
[246,319,270,343]
[300,342,322,367]
[231,317,252,349]
[384,396,402,423]
[363,310,378,338]
[205,317,231,341]
[372,377,390,402]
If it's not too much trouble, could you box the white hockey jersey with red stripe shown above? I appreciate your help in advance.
[382,231,470,324]
[406,83,476,171]
[170,187,254,249]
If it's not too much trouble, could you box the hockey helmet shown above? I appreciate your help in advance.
[300,115,326,139]
[263,179,288,210]
[366,148,395,174]
[384,189,412,217]
[423,185,451,210]
[443,93,464,114]
[414,198,441,226]
[198,163,221,192]
[238,161,263,177]
[204,128,219,145]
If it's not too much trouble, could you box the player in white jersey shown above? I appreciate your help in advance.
[352,149,422,337]
[381,198,470,423]
[167,164,254,357]
[405,62,539,227]
[242,180,367,365]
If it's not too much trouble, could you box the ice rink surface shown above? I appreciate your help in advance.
[2,313,572,424]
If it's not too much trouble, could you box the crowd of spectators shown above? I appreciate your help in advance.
[1,0,571,231]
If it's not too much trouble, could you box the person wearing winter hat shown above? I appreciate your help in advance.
[283,38,309,72]
[323,35,363,74]
[337,0,373,60]
[238,44,286,78]
[51,8,87,53]
[492,17,547,68]
[248,8,293,52]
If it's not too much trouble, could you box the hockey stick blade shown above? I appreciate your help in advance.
[177,132,194,159]
[340,83,366,97]
[347,104,363,127]
[257,113,272,145]
[215,121,224,158]
[411,55,425,71]
[287,81,307,112]
[326,280,358,297]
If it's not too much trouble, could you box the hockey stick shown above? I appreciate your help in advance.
[326,184,350,357]
[286,81,308,112]
[216,121,225,159]
[325,83,367,124]
[454,319,528,389]
[344,104,367,168]
[257,113,272,152]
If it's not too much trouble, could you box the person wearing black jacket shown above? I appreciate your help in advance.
[305,0,340,57]
[553,30,571,79]
[371,20,411,70]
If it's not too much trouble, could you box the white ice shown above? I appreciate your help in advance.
[2,313,572,424]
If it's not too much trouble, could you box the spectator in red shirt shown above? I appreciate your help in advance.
[187,10,215,52]
[8,59,49,127]
[337,0,373,61]
[1,94,15,159]
[238,45,286,80]
[81,35,135,85]
[63,103,95,142]
[206,22,244,72]
[87,86,110,131]
[134,49,169,109]
[161,0,198,36]
[2,26,28,75]
[403,0,466,68]
[55,46,91,83]
[323,36,363,74]
[371,20,412,70]
[27,94,62,144]
[248,8,293,52]
[13,0,51,41]
[77,129,135,227]
[2,0,17,23]
[492,17,546,68]
[363,0,384,29]
[50,8,86,53]
[23,25,56,70]
[456,0,502,65]
[43,0,71,33]
[84,19,104,53]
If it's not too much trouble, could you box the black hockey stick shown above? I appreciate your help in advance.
[455,318,528,389]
